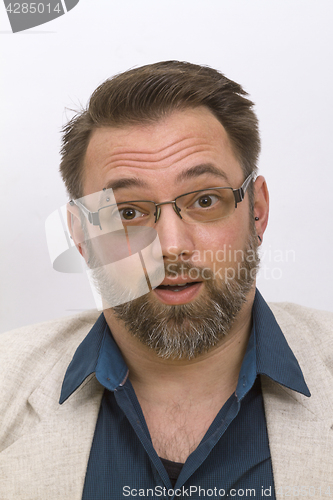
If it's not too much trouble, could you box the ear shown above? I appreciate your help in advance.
[66,202,88,261]
[253,175,269,244]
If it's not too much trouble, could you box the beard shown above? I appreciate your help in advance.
[88,226,260,360]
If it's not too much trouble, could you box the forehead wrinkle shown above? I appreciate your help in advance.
[109,136,204,158]
[100,144,213,173]
[83,109,241,197]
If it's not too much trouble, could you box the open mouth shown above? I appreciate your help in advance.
[153,281,203,304]
[156,282,200,292]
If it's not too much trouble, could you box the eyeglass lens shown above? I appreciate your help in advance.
[98,187,235,229]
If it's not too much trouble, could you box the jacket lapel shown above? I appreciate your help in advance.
[0,363,104,500]
[262,304,333,493]
[262,376,333,494]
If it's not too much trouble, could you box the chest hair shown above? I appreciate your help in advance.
[141,399,222,463]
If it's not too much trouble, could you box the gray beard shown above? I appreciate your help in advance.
[88,227,260,360]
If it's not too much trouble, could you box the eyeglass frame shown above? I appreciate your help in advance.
[69,172,255,230]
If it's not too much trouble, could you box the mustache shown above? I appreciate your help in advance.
[164,261,209,278]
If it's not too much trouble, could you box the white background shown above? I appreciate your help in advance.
[1,0,332,333]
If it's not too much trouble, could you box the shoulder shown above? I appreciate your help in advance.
[268,301,333,335]
[268,301,333,369]
[0,311,100,381]
[268,302,333,328]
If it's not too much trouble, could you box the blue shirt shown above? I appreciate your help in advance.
[60,290,310,499]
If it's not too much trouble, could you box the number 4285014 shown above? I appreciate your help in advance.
[6,3,62,14]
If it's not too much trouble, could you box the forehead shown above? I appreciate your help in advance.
[82,107,243,196]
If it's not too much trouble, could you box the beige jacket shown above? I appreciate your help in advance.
[1,303,333,499]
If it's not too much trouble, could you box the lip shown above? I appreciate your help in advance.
[158,277,202,286]
[152,282,203,305]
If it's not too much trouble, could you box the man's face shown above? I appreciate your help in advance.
[82,107,259,359]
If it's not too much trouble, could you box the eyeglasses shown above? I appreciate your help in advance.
[69,172,254,230]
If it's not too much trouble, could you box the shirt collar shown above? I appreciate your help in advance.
[59,313,128,404]
[249,288,310,397]
[60,289,310,404]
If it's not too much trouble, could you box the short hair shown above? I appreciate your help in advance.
[60,61,260,207]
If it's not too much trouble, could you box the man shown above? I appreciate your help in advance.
[1,61,333,499]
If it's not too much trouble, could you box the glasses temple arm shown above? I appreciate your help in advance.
[233,172,255,204]
[69,199,101,226]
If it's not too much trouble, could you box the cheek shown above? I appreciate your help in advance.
[194,217,250,268]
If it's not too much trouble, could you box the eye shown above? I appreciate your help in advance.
[193,193,219,209]
[119,206,144,220]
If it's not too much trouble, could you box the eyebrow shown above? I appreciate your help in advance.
[103,164,230,193]
[103,177,149,191]
[175,164,230,184]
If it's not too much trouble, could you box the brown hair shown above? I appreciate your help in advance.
[60,61,260,205]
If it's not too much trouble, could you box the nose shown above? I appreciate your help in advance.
[154,201,181,222]
[154,203,195,262]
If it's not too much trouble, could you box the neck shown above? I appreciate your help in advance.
[103,287,255,404]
